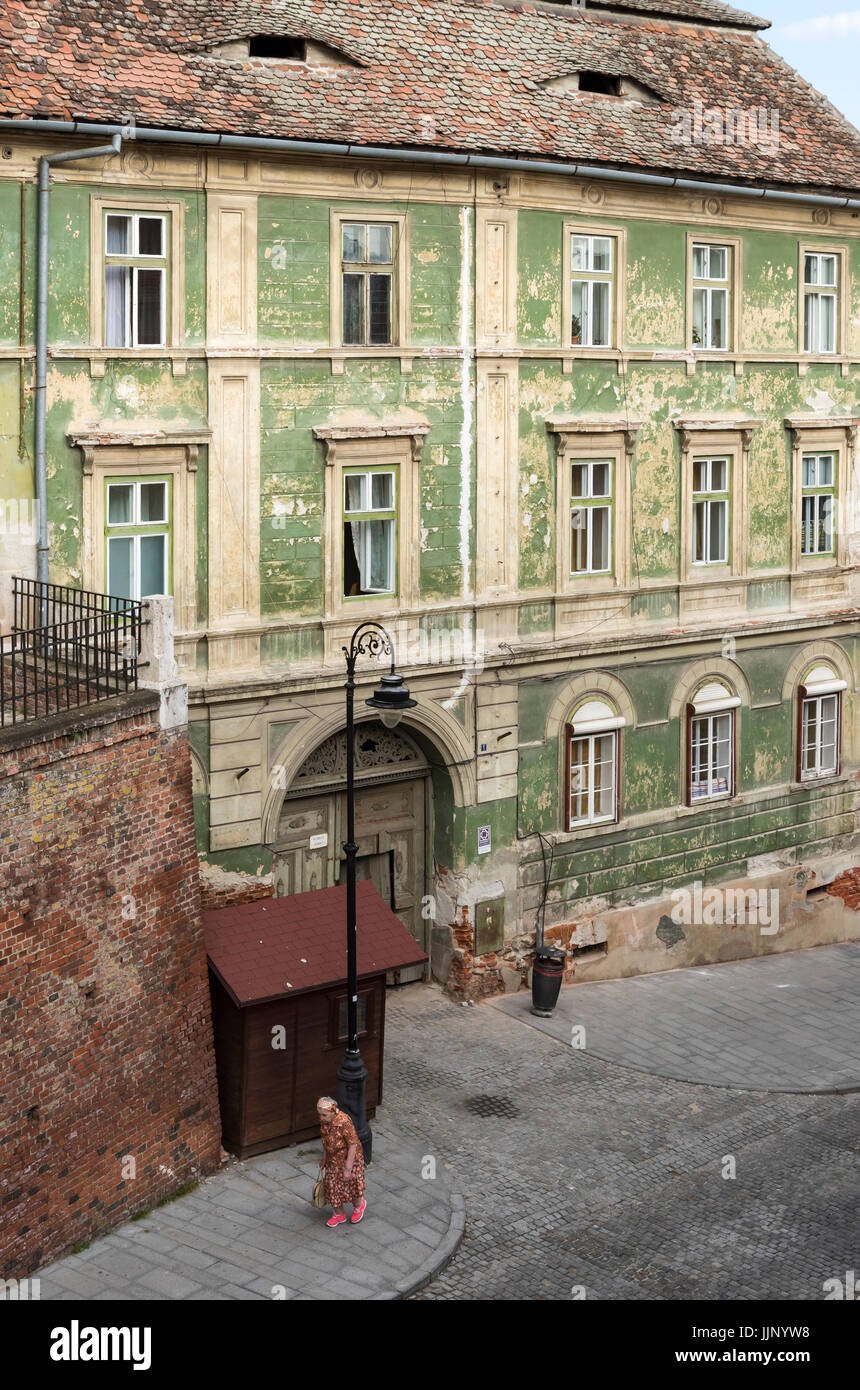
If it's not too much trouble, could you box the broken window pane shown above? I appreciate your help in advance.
[342,224,365,262]
[369,224,392,263]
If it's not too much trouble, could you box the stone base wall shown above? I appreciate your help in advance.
[438,851,860,1000]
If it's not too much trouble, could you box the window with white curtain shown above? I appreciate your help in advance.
[570,235,614,347]
[692,243,731,350]
[804,252,838,355]
[104,212,168,348]
[342,468,397,596]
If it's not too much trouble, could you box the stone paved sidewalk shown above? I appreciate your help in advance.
[36,1120,463,1301]
[492,942,860,1093]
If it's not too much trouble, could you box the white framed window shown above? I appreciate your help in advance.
[692,457,730,566]
[103,212,168,348]
[565,698,623,829]
[570,460,613,575]
[569,234,614,347]
[803,251,839,354]
[105,476,171,600]
[692,243,731,350]
[800,453,836,557]
[342,467,397,597]
[800,694,840,780]
[689,709,734,803]
[341,221,395,346]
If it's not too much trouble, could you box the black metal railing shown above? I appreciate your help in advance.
[1,578,142,729]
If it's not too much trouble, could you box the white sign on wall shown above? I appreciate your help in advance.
[477,825,491,855]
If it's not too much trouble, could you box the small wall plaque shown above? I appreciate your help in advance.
[477,825,491,855]
[309,833,328,850]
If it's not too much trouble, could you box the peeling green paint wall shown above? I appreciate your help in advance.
[260,356,466,616]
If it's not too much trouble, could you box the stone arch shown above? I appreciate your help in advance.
[546,669,637,746]
[261,700,476,845]
[781,639,854,703]
[188,745,209,797]
[668,656,751,723]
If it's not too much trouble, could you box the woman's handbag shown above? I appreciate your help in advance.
[312,1171,326,1209]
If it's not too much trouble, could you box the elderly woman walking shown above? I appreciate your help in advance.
[317,1096,366,1228]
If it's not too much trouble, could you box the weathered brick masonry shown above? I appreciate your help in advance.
[0,692,221,1277]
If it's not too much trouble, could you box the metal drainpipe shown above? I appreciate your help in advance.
[35,134,122,594]
[2,118,859,210]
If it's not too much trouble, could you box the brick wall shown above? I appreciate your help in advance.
[0,692,222,1277]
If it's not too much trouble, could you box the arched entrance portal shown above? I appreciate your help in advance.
[273,720,430,983]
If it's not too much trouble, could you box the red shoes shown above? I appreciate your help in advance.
[350,1199,367,1224]
[326,1212,347,1227]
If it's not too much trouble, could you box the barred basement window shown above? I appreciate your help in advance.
[103,212,168,348]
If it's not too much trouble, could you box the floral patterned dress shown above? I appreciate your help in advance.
[321,1108,365,1209]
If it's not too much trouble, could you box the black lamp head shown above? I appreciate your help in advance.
[365,671,417,728]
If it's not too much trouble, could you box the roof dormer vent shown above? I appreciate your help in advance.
[578,71,621,96]
[248,35,306,61]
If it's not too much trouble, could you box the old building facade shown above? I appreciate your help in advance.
[1,0,859,995]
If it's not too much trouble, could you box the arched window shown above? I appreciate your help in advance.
[798,664,845,781]
[565,698,624,829]
[686,679,739,805]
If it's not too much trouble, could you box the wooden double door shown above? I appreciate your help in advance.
[273,725,429,983]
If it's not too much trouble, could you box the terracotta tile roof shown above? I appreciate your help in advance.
[594,0,768,29]
[1,1,859,194]
[204,878,428,1006]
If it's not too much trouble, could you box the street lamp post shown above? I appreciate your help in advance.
[337,621,416,1164]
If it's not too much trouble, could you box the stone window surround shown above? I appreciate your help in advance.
[547,416,641,596]
[685,232,743,356]
[329,209,409,350]
[561,221,628,354]
[313,422,429,620]
[71,427,207,635]
[798,241,849,359]
[782,640,855,781]
[89,193,186,351]
[674,416,758,585]
[670,657,750,812]
[785,415,859,575]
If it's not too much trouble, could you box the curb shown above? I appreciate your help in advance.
[372,1190,466,1300]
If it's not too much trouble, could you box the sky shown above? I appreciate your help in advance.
[763,1,860,132]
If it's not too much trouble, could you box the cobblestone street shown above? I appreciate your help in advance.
[382,950,859,1301]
